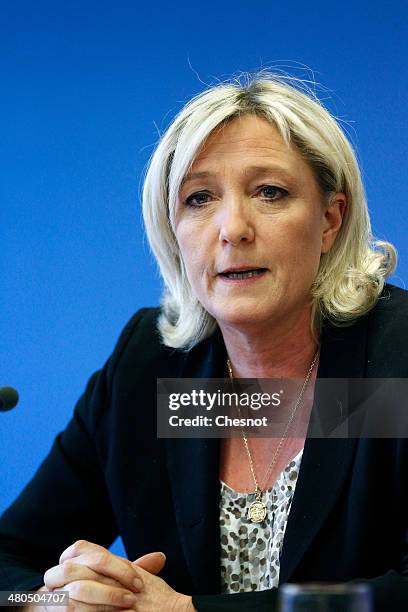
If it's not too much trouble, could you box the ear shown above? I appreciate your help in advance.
[321,193,347,254]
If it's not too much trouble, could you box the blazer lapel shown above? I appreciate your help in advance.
[280,316,369,583]
[164,332,226,593]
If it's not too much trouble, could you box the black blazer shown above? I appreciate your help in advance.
[1,284,408,611]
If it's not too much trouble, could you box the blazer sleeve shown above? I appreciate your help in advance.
[0,309,148,592]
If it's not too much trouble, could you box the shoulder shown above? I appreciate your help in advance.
[367,283,408,335]
[365,283,408,374]
[370,282,408,316]
[105,307,187,384]
[76,307,187,434]
[320,284,408,378]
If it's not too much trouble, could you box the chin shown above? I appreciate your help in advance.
[213,307,274,330]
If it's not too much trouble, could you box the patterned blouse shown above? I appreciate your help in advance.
[219,449,303,593]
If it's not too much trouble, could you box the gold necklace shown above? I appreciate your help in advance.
[226,350,319,523]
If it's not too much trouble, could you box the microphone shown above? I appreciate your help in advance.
[0,387,19,412]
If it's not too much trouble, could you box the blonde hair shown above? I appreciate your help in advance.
[142,73,396,349]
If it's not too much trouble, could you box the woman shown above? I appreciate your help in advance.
[1,74,407,612]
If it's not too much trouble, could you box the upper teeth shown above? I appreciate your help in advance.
[225,270,263,278]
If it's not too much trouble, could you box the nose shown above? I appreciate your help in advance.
[218,196,255,246]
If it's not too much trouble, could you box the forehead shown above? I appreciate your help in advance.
[198,114,286,150]
[183,114,314,184]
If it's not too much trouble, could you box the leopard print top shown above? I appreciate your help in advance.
[219,449,303,593]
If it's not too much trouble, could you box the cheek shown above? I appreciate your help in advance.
[275,216,323,277]
[175,224,192,262]
[298,236,324,282]
[176,228,207,285]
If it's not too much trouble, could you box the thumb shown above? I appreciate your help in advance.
[132,551,166,575]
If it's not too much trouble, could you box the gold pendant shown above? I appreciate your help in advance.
[248,499,267,523]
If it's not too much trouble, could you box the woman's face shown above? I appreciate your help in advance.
[175,114,344,333]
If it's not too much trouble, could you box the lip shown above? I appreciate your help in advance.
[218,266,267,274]
[217,268,268,285]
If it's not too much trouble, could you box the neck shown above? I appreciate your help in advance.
[220,307,319,378]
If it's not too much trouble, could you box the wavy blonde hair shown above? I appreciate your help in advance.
[142,73,396,349]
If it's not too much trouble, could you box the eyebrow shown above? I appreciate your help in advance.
[180,165,296,187]
[180,171,213,188]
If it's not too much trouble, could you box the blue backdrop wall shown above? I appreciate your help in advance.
[1,0,407,557]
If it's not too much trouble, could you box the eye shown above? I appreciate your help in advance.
[257,185,288,201]
[184,190,213,207]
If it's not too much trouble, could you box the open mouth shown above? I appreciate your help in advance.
[219,268,267,280]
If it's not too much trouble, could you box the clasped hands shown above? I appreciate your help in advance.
[41,540,195,612]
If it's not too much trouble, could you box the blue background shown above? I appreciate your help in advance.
[1,1,407,558]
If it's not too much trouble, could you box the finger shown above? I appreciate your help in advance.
[59,540,106,564]
[132,552,166,575]
[65,579,138,609]
[44,562,119,591]
[40,599,126,612]
[59,541,143,593]
[62,602,127,612]
[66,552,143,593]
